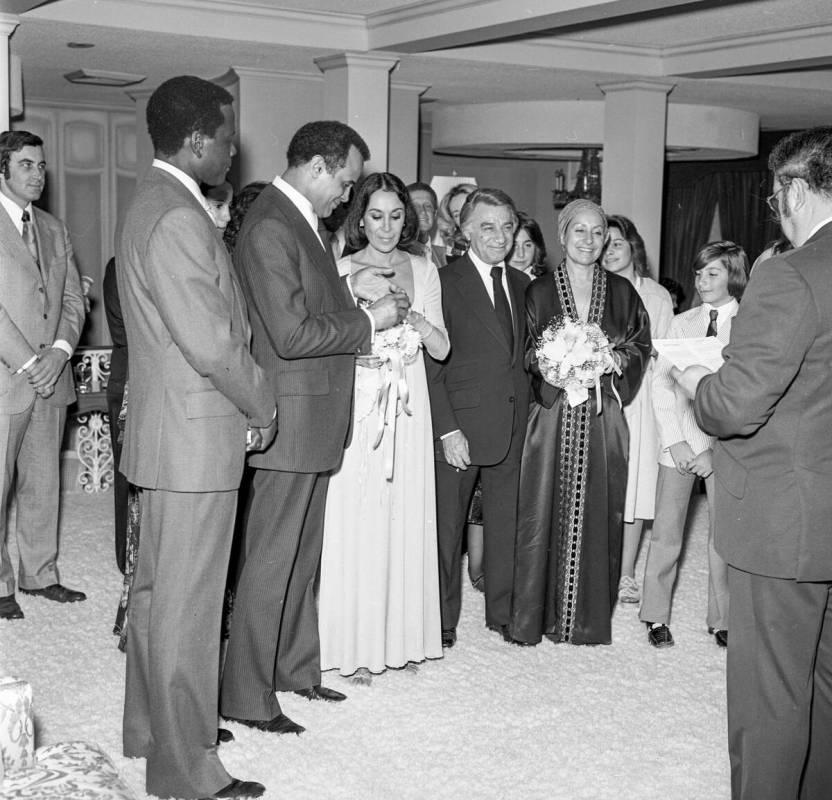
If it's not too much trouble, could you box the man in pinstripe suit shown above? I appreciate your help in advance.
[220,122,409,734]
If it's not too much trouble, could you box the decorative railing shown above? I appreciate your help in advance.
[69,348,113,493]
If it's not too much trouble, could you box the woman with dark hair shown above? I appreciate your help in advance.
[509,199,651,646]
[602,214,674,605]
[223,181,268,252]
[508,211,549,277]
[318,172,449,685]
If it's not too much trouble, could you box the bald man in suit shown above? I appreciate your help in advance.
[0,130,85,622]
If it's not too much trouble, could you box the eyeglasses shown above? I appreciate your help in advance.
[766,178,794,218]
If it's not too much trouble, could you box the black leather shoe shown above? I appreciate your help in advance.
[20,584,86,603]
[216,727,234,745]
[646,623,675,648]
[200,777,265,799]
[293,684,346,702]
[0,594,24,620]
[224,714,305,735]
[441,628,456,648]
[709,627,728,648]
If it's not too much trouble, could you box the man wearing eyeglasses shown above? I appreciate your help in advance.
[676,126,832,800]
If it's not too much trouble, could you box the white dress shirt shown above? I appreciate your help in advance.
[652,298,739,466]
[468,249,515,322]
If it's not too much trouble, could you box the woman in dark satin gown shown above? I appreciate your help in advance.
[509,199,651,646]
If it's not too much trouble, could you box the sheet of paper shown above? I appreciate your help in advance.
[653,337,726,372]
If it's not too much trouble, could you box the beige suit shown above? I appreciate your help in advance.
[0,202,84,596]
[117,166,273,799]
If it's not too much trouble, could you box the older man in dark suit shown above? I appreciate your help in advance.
[117,76,275,800]
[0,130,86,621]
[677,126,832,800]
[220,121,409,734]
[426,187,530,648]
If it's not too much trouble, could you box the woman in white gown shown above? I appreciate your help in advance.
[319,172,449,685]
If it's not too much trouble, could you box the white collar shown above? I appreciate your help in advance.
[701,298,738,321]
[469,248,505,276]
[0,190,31,233]
[273,175,318,235]
[807,215,832,242]
[152,159,211,216]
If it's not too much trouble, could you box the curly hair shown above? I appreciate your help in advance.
[146,76,233,157]
[286,121,370,173]
[0,130,43,178]
[343,172,418,254]
[223,181,269,253]
[769,126,832,197]
[604,214,649,277]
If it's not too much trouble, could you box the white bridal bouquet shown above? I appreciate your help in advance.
[536,316,620,409]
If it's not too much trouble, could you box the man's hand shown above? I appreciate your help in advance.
[668,441,695,474]
[687,448,713,478]
[442,430,471,471]
[672,364,712,400]
[351,266,398,302]
[26,349,68,395]
[247,412,278,453]
[367,290,411,331]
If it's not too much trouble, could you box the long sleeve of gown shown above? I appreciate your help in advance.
[604,281,651,408]
[418,256,450,360]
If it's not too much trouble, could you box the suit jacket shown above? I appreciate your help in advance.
[102,256,127,399]
[0,203,84,413]
[116,167,274,493]
[694,221,832,581]
[426,254,530,465]
[233,183,371,474]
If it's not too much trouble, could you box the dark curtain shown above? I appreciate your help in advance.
[717,170,778,265]
[661,174,718,310]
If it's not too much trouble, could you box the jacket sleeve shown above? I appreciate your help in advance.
[54,221,85,351]
[694,257,815,437]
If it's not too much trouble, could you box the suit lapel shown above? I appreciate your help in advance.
[506,267,527,365]
[270,187,346,304]
[0,203,40,277]
[452,255,511,355]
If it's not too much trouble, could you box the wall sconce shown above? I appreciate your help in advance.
[552,148,602,209]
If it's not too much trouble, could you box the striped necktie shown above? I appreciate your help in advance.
[705,308,718,337]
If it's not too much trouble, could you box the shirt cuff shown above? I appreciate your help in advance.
[51,340,73,359]
[440,429,461,440]
[361,308,376,343]
[15,354,38,375]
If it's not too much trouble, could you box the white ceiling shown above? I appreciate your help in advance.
[7,0,832,137]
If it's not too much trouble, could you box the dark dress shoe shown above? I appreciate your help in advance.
[293,684,346,702]
[224,713,305,735]
[709,627,728,648]
[216,727,234,745]
[646,623,675,648]
[200,777,265,799]
[441,628,456,648]
[0,594,24,620]
[20,584,86,603]
[471,574,485,593]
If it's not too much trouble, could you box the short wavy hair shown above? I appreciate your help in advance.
[286,121,370,173]
[692,240,750,302]
[458,187,518,231]
[769,126,832,197]
[343,172,418,253]
[604,214,649,277]
[0,130,43,178]
[146,76,233,157]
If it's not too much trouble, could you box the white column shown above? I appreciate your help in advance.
[315,52,399,173]
[599,80,675,278]
[389,82,428,183]
[0,14,20,132]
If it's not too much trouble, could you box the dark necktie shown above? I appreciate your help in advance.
[706,308,718,337]
[490,266,514,351]
[21,209,39,266]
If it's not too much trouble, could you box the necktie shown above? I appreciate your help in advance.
[490,266,514,351]
[21,209,39,266]
[705,308,718,337]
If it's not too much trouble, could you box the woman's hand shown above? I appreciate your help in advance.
[687,448,713,478]
[668,441,695,474]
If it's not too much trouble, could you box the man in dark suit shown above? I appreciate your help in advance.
[220,121,409,734]
[425,187,530,648]
[677,126,832,800]
[101,256,128,574]
[117,76,276,800]
[0,130,86,622]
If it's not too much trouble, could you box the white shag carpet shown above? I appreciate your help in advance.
[0,488,729,800]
